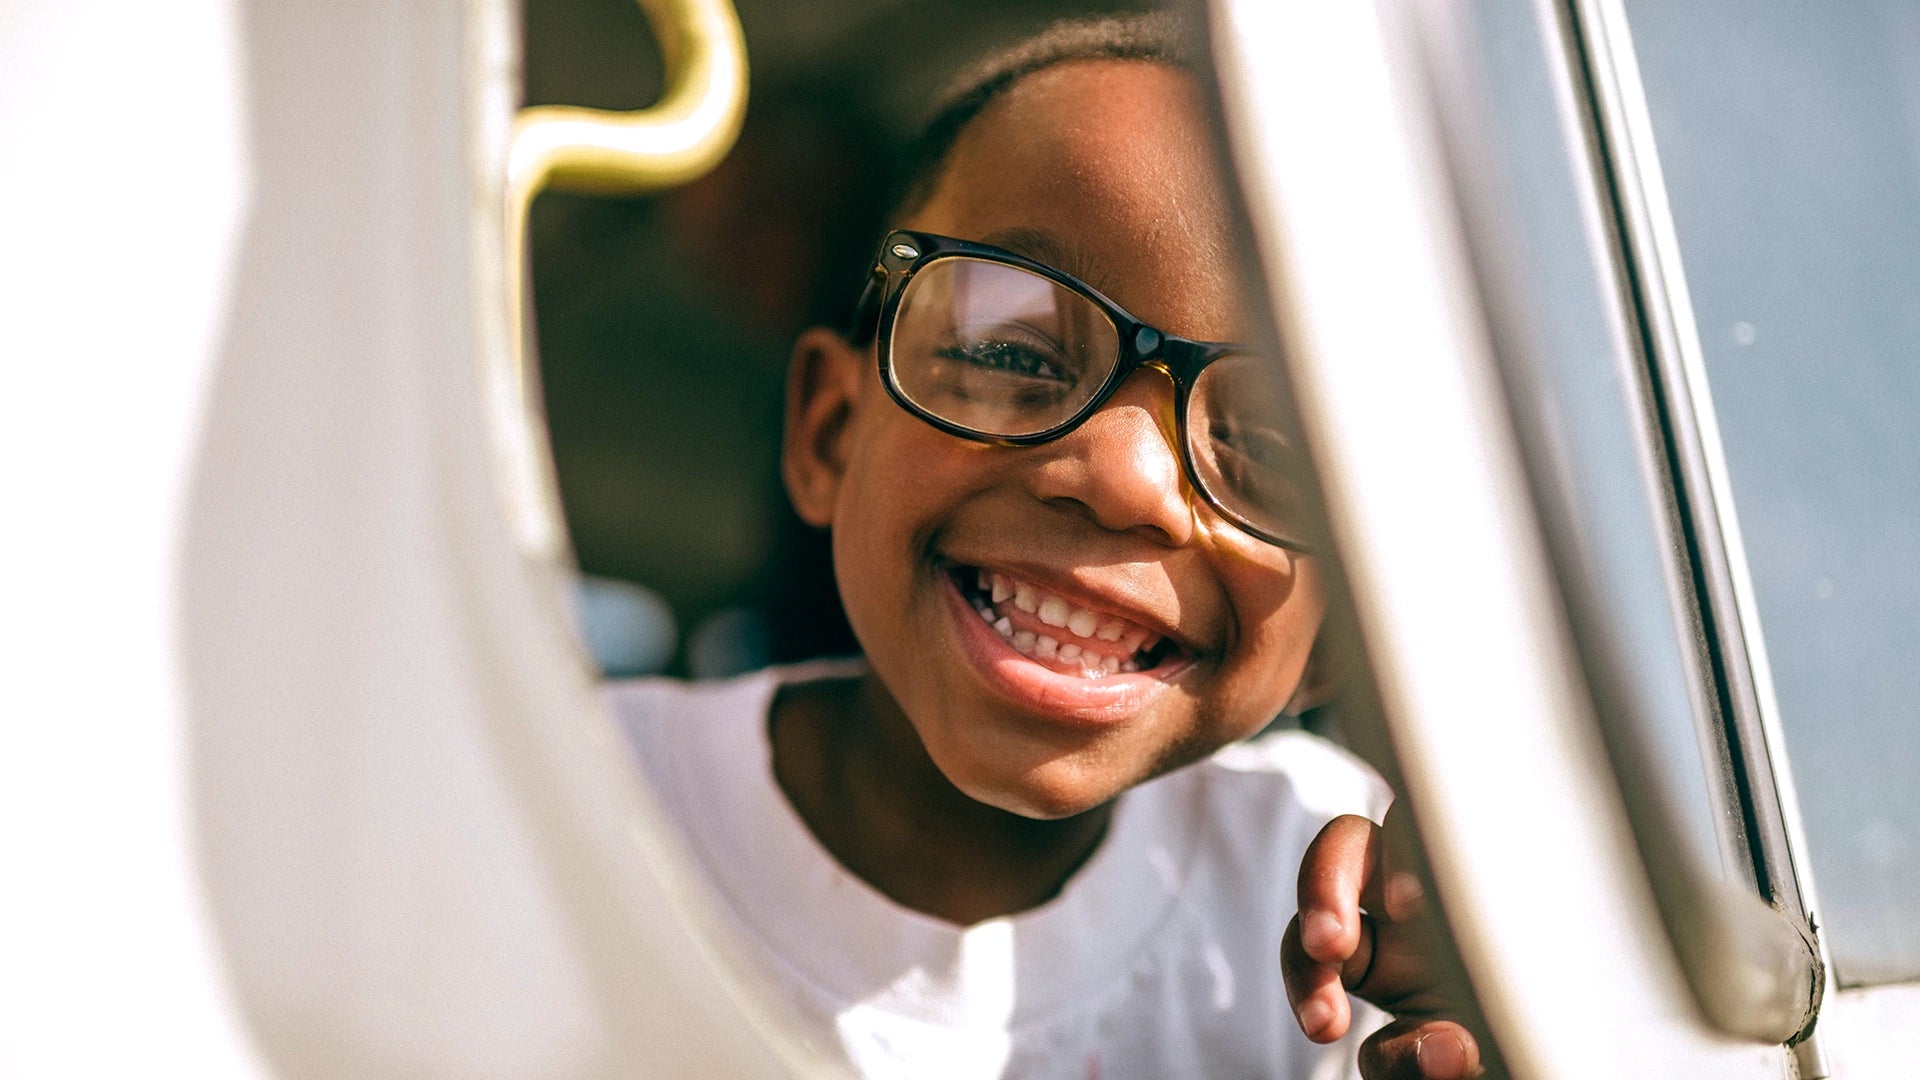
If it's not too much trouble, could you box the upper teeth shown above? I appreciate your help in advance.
[967,569,1161,677]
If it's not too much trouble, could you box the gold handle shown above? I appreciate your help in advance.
[509,0,748,204]
[505,0,749,378]
[484,0,747,560]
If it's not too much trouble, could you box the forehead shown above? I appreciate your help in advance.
[905,60,1243,338]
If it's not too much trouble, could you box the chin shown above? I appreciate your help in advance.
[943,756,1128,821]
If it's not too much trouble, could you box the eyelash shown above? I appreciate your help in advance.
[935,339,1072,383]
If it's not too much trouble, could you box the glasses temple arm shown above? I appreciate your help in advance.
[845,265,888,346]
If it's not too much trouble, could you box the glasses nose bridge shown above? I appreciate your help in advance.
[1086,357,1187,492]
[1136,357,1182,448]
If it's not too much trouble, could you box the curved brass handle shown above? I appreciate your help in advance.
[508,0,748,205]
[483,0,747,560]
[504,0,749,379]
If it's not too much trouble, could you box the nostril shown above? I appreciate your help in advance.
[1039,493,1184,548]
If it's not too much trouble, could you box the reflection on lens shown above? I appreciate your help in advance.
[889,257,1119,437]
[1187,352,1311,545]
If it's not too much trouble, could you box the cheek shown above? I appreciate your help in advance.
[1217,553,1327,723]
[826,411,995,625]
[827,451,919,638]
[837,401,1006,534]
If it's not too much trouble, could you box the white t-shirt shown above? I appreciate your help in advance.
[608,661,1390,1080]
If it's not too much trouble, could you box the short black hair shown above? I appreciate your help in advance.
[890,12,1195,220]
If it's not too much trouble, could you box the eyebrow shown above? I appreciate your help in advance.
[978,227,1118,295]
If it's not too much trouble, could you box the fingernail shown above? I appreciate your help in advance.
[1386,872,1425,920]
[1416,1030,1467,1079]
[1297,998,1333,1039]
[1302,911,1342,954]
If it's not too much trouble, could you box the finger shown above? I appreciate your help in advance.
[1280,915,1351,1042]
[1358,1018,1481,1080]
[1378,802,1426,923]
[1296,814,1379,965]
[1348,803,1455,1013]
[1382,870,1425,922]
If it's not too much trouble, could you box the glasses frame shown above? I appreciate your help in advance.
[848,228,1310,551]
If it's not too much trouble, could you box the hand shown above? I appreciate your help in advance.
[1282,809,1484,1080]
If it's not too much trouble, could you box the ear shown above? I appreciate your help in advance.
[782,326,868,528]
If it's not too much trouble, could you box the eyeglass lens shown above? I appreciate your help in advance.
[889,256,1308,545]
[1185,351,1310,543]
[891,257,1118,437]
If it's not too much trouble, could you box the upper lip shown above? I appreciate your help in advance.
[942,555,1205,656]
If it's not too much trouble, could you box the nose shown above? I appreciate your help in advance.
[1028,368,1196,545]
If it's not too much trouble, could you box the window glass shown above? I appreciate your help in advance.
[1626,0,1920,985]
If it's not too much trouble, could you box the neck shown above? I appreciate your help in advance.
[769,672,1112,927]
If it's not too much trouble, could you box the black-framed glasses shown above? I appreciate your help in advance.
[848,229,1314,550]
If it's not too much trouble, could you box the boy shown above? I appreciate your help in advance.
[611,14,1479,1079]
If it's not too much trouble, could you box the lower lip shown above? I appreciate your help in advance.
[940,573,1189,727]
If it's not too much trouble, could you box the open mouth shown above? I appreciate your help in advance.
[947,564,1188,679]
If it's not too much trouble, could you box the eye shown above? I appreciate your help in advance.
[934,336,1074,384]
[1208,418,1295,466]
[1203,418,1304,493]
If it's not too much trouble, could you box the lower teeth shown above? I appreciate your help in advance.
[971,590,1141,676]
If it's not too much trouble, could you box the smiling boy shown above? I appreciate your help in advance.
[611,14,1469,1079]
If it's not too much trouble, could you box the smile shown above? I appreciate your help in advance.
[936,560,1196,727]
[951,566,1183,678]
[936,563,1195,724]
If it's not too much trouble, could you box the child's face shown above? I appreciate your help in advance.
[785,60,1323,819]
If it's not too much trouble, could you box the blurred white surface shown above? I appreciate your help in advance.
[0,1,813,1076]
[0,1,267,1076]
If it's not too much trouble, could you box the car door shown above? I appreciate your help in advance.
[1213,0,1917,1076]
